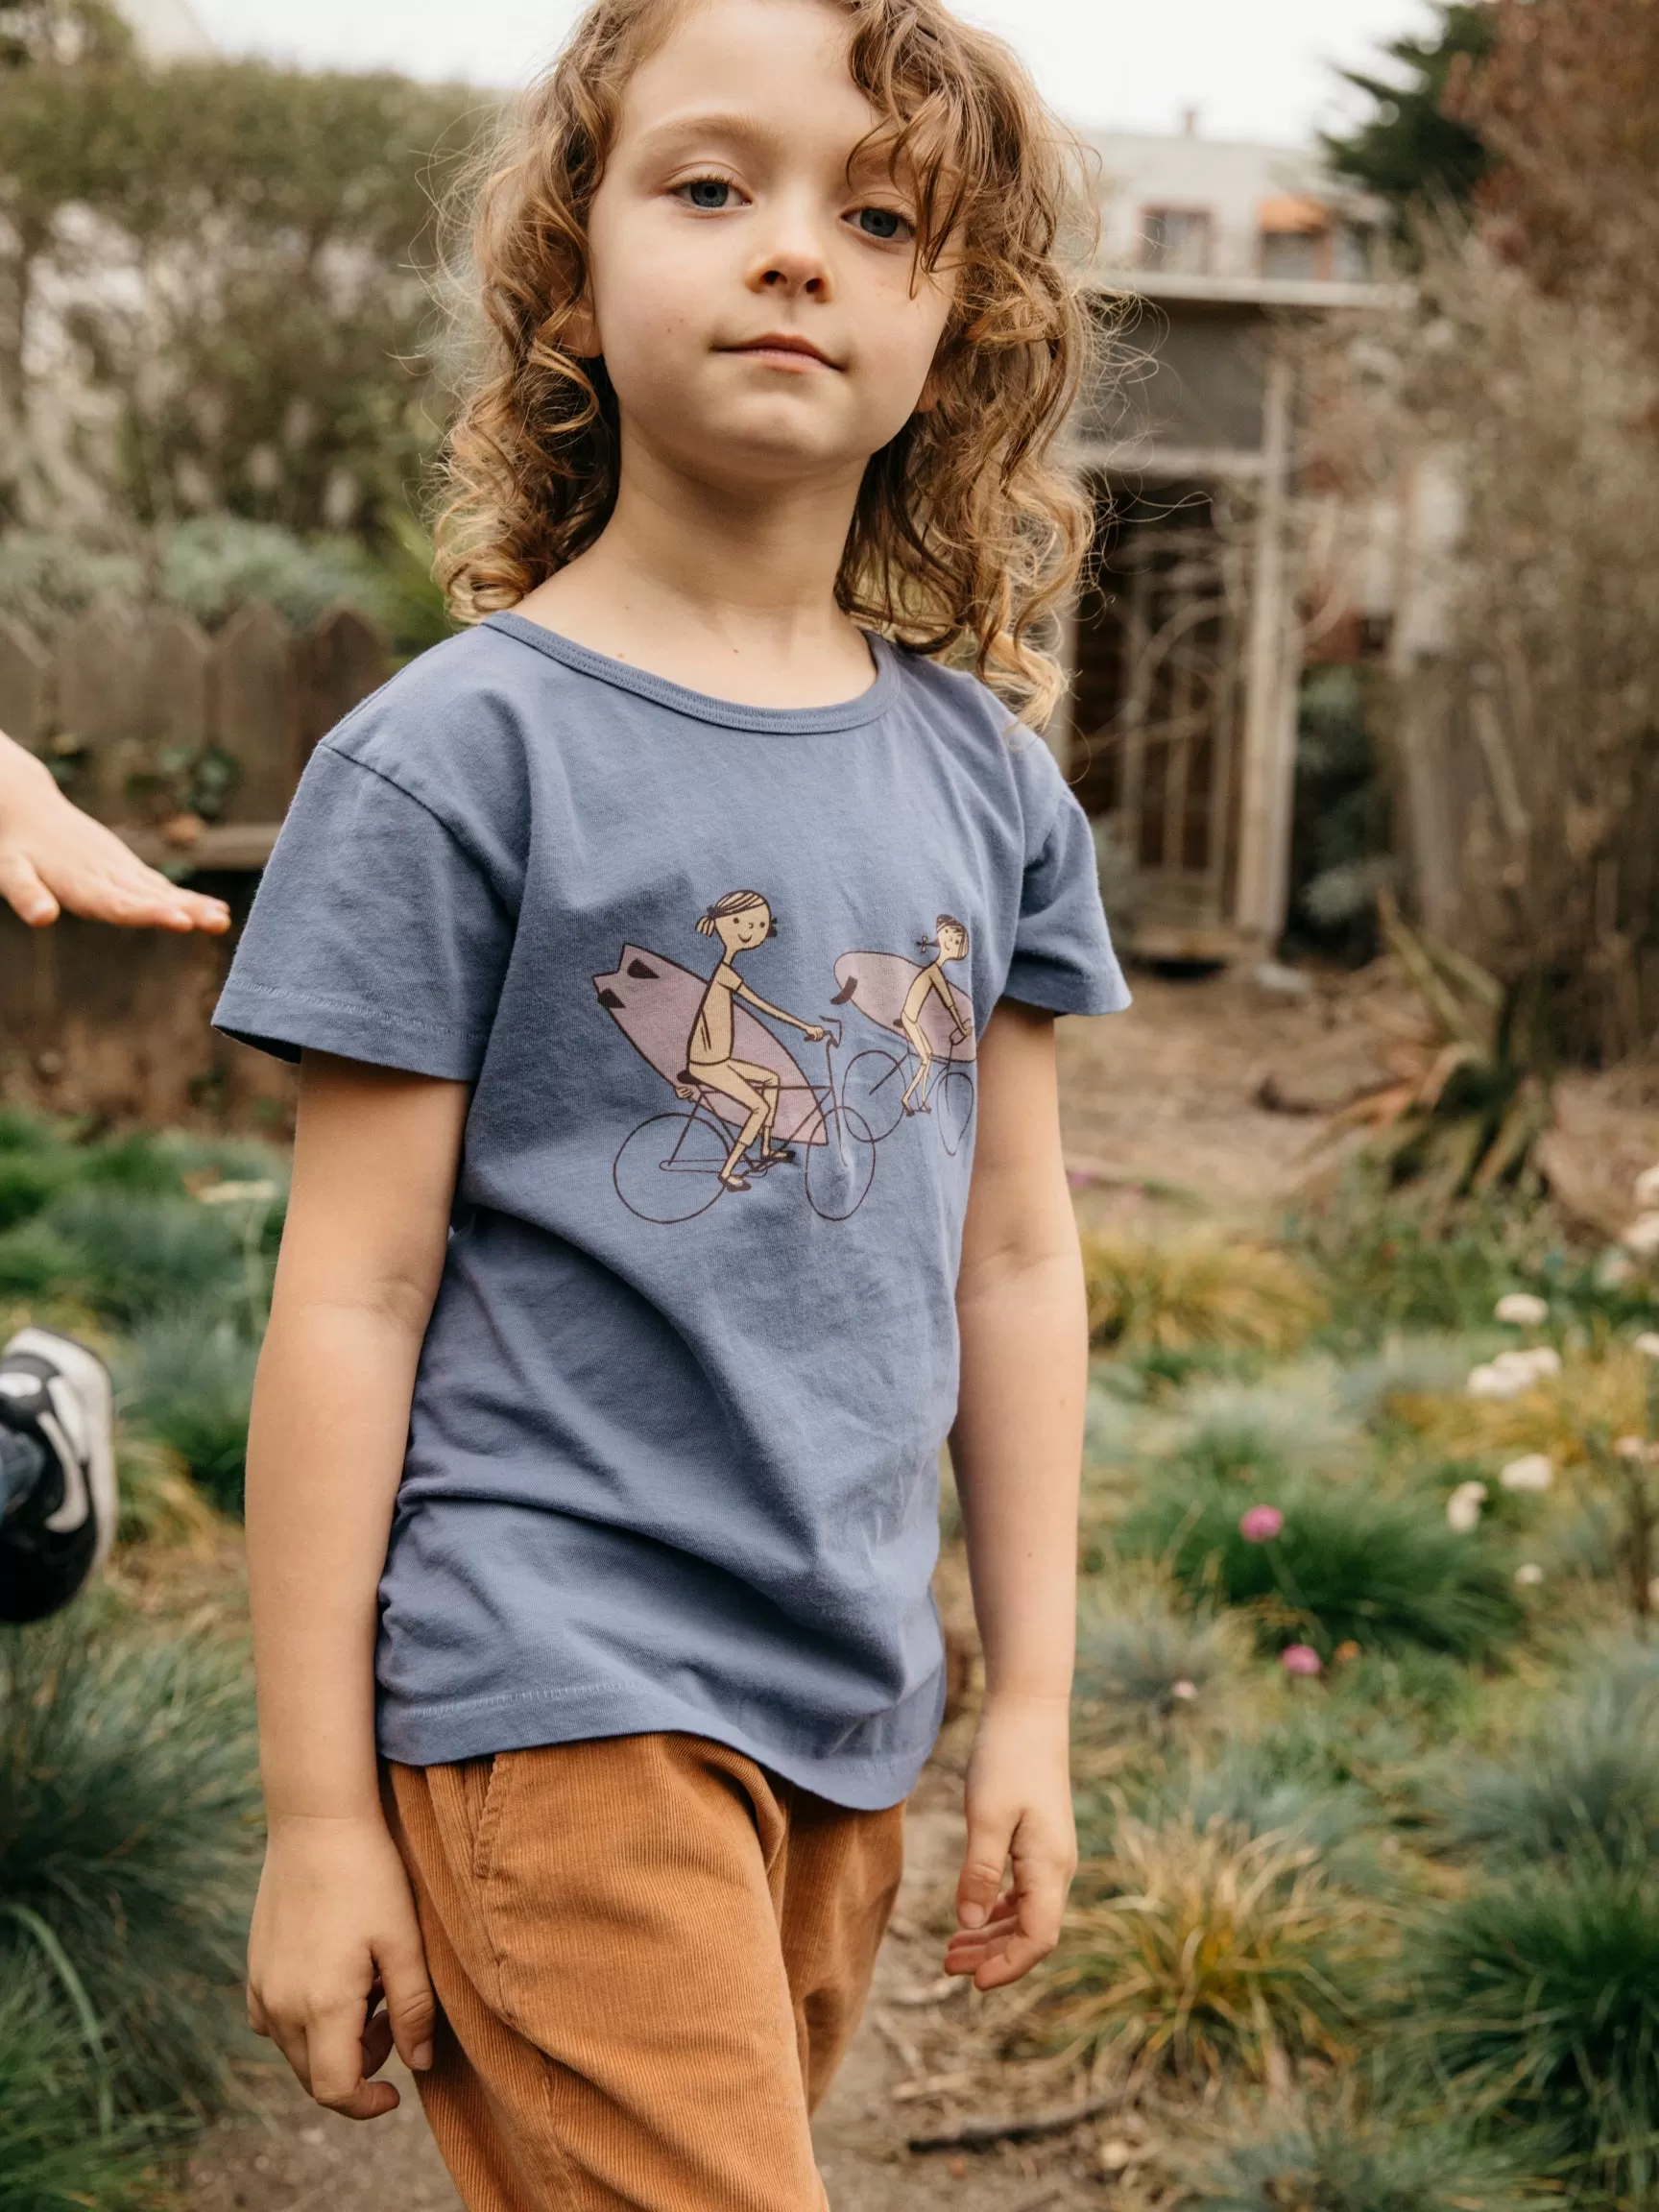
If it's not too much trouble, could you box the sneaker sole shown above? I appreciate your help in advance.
[3,1327,118,1577]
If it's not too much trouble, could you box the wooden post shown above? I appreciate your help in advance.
[0,619,51,753]
[1234,341,1299,945]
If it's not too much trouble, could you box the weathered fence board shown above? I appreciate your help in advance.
[214,603,301,823]
[0,619,50,751]
[0,601,394,853]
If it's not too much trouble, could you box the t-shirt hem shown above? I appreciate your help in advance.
[213,984,486,1081]
[999,967,1134,1019]
[375,1676,943,1814]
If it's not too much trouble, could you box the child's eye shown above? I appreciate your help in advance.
[852,206,913,242]
[680,178,738,211]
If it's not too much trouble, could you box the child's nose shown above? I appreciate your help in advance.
[748,203,833,301]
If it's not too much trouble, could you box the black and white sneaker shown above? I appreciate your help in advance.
[0,1328,117,1625]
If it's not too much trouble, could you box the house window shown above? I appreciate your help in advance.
[1142,207,1213,276]
[1259,192,1333,282]
[1261,229,1327,281]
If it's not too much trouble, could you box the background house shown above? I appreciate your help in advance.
[1057,126,1391,959]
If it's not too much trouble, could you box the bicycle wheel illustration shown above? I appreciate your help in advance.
[613,1109,731,1224]
[804,1102,877,1222]
[843,1047,907,1143]
[937,1068,974,1157]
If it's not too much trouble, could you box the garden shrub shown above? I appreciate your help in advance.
[14,1187,246,1326]
[1436,1659,1659,1868]
[1415,1861,1659,2203]
[1082,1231,1326,1358]
[1184,2094,1547,2212]
[1073,1584,1251,1739]
[1116,1476,1524,1661]
[120,1316,259,1515]
[0,1614,260,2119]
[1045,1813,1379,2084]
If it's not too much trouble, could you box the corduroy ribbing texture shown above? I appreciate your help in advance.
[385,1732,905,2211]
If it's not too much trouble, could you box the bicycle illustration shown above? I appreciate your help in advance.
[611,1015,877,1225]
[841,1038,974,1156]
[593,908,979,1229]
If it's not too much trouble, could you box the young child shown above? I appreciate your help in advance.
[0,728,228,1622]
[218,0,1129,2201]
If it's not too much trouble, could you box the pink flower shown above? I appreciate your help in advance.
[1281,1645,1323,1678]
[1239,1505,1286,1544]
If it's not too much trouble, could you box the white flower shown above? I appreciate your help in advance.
[1447,1480,1488,1532]
[1599,1251,1636,1289]
[1615,1435,1649,1462]
[1468,1347,1560,1399]
[1636,1334,1659,1362]
[1514,1562,1545,1587]
[1500,1454,1555,1494]
[1496,1293,1549,1328]
[1468,1364,1524,1400]
[1636,1165,1659,1210]
[1169,1678,1199,1703]
[1624,1214,1659,1257]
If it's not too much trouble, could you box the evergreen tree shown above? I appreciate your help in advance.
[1323,4,1496,235]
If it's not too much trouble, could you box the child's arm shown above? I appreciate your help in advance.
[944,1000,1084,1991]
[733,979,827,1040]
[244,1051,469,2120]
[0,728,229,932]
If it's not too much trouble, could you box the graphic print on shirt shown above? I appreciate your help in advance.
[830,915,976,1155]
[594,895,975,1228]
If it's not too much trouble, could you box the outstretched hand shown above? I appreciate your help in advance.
[0,733,229,934]
[944,1692,1076,1991]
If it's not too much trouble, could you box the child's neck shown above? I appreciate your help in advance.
[513,435,878,710]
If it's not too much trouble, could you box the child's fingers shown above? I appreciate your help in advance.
[304,2002,399,2120]
[0,850,60,926]
[378,1929,438,2073]
[956,1816,1016,1930]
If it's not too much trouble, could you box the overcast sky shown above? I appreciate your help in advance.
[188,0,1438,145]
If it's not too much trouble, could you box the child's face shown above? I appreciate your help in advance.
[938,921,968,961]
[581,0,957,493]
[719,902,773,951]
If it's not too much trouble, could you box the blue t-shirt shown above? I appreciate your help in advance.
[215,613,1129,1808]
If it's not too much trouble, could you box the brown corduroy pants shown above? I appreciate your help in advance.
[384,1733,905,2212]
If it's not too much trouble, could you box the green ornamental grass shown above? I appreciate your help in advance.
[1186,2096,1547,2212]
[0,1970,173,2212]
[119,1315,259,1515]
[1416,1860,1659,2202]
[0,1614,260,2120]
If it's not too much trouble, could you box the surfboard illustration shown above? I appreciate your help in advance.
[830,951,978,1064]
[594,946,828,1144]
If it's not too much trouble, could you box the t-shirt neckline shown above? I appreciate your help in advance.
[482,611,900,734]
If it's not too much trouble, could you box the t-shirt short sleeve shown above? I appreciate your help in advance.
[213,743,513,1079]
[1000,746,1133,1019]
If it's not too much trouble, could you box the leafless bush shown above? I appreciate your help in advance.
[1305,229,1659,1067]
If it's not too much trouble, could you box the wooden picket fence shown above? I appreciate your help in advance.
[0,602,392,867]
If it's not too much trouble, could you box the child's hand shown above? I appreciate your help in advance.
[944,1692,1076,1991]
[0,733,230,933]
[246,1813,436,2121]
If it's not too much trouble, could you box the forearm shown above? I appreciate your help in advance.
[247,1297,430,1823]
[246,1052,468,1828]
[950,1245,1087,1704]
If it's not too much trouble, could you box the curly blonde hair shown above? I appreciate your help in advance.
[434,0,1098,727]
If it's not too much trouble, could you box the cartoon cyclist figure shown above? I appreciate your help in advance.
[681,890,827,1192]
[898,913,972,1115]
